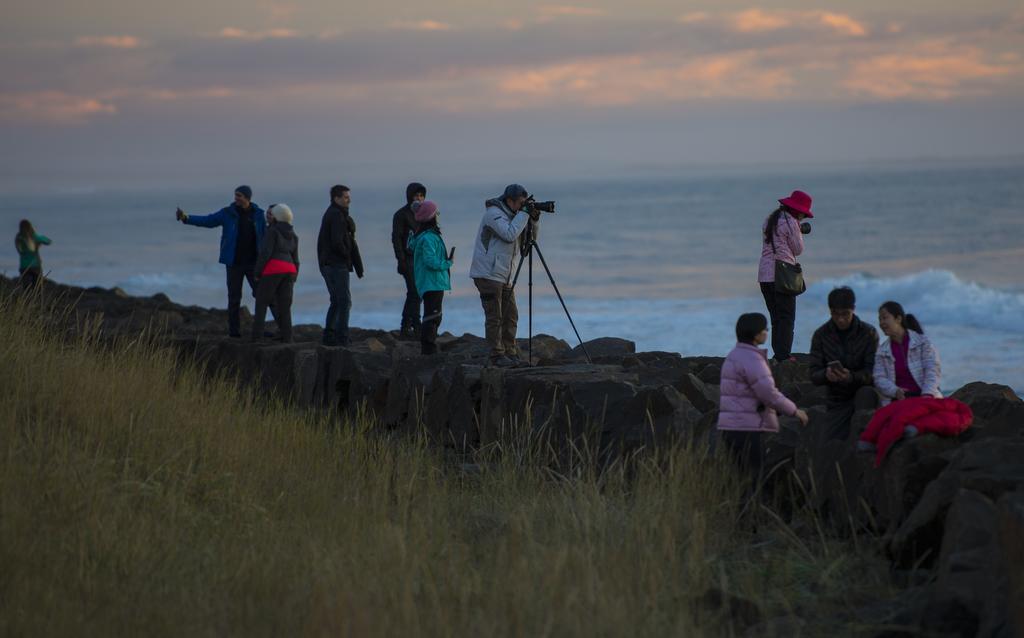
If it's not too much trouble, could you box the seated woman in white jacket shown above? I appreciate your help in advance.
[873,301,942,406]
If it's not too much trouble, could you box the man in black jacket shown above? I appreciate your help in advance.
[392,182,427,338]
[317,184,364,346]
[809,286,879,441]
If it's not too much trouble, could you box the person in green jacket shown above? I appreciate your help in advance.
[408,200,453,355]
[14,219,51,288]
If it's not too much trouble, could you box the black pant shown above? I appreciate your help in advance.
[18,267,41,289]
[400,265,422,332]
[421,291,444,355]
[720,430,764,482]
[819,386,879,443]
[226,264,257,336]
[252,273,295,342]
[760,282,797,361]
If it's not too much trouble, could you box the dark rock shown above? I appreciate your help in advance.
[318,346,392,418]
[478,364,699,465]
[935,490,997,614]
[423,364,481,449]
[889,437,1024,567]
[697,362,723,384]
[674,373,719,413]
[950,382,1022,421]
[993,492,1024,638]
[562,337,635,362]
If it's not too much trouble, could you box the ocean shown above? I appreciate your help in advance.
[4,159,1023,394]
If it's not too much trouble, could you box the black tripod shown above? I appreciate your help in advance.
[511,223,592,364]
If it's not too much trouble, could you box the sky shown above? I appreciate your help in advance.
[3,1,1023,190]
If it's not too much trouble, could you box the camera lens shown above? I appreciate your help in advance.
[800,222,812,235]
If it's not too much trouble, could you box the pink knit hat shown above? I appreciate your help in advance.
[415,200,438,223]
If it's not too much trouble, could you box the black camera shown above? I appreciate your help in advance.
[800,222,812,235]
[524,194,556,214]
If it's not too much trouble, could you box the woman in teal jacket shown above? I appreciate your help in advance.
[15,219,52,288]
[408,201,453,355]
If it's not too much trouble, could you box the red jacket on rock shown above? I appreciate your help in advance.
[860,397,973,466]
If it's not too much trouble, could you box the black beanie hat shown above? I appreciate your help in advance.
[503,184,528,200]
[235,185,253,200]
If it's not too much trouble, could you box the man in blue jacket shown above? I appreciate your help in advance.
[176,185,267,337]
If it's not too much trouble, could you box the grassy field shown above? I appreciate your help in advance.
[0,292,895,637]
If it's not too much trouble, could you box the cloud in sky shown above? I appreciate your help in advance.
[391,20,453,31]
[844,41,1020,99]
[2,6,1022,125]
[728,8,868,36]
[73,35,143,48]
[0,90,117,123]
[218,26,299,40]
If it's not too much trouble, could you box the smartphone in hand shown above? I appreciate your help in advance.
[448,246,456,261]
[827,360,843,371]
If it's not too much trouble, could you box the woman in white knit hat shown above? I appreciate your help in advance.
[252,204,299,342]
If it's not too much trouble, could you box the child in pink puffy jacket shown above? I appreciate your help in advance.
[717,313,809,479]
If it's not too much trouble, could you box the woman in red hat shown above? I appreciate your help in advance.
[757,190,813,362]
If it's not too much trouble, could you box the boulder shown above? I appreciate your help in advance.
[423,365,481,449]
[935,490,997,614]
[673,373,719,414]
[560,337,636,363]
[478,364,699,466]
[993,492,1024,638]
[889,437,1024,568]
[318,345,392,418]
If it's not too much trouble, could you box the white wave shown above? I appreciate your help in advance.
[809,270,1024,333]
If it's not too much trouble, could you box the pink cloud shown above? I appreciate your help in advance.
[218,27,298,40]
[676,12,710,25]
[731,9,790,33]
[485,51,794,110]
[74,35,142,49]
[392,20,452,32]
[728,9,867,37]
[818,12,867,37]
[844,43,1019,99]
[0,91,116,124]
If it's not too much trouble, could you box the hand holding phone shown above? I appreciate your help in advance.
[448,246,456,262]
[827,360,843,371]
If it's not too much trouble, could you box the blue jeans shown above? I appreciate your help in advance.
[321,265,351,344]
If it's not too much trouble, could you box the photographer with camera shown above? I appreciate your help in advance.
[470,184,540,367]
[758,189,814,363]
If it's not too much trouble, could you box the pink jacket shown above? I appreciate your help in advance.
[717,343,799,432]
[758,212,804,283]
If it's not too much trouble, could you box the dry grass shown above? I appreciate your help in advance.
[0,292,896,637]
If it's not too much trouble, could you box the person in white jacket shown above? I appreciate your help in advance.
[469,184,540,367]
[873,300,942,406]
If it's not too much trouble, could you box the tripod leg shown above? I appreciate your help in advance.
[512,245,527,287]
[530,242,592,364]
[528,249,533,364]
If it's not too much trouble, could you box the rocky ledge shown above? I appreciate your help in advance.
[5,276,1023,637]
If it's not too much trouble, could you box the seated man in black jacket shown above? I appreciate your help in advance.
[809,287,879,441]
